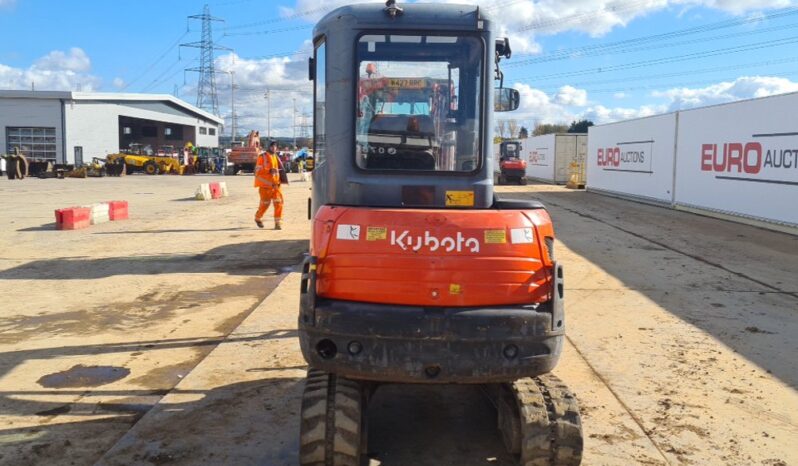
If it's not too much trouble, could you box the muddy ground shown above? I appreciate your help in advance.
[0,175,795,465]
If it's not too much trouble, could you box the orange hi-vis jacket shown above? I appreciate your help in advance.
[254,152,280,188]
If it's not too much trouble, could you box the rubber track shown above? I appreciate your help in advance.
[299,369,363,466]
[511,374,583,466]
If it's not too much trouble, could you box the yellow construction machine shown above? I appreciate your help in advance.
[106,144,181,175]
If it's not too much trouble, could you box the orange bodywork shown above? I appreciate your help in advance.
[311,206,555,308]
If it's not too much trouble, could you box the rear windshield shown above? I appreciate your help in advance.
[355,34,483,172]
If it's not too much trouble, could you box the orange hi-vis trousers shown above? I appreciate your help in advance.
[255,186,283,221]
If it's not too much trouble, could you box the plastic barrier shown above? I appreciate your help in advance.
[107,200,129,220]
[55,207,91,230]
[195,183,212,200]
[83,203,110,225]
[219,181,229,197]
[209,182,223,199]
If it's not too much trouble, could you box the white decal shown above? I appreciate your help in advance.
[336,224,361,240]
[511,228,534,244]
[390,230,480,253]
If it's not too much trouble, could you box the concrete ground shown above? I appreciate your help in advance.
[0,174,795,466]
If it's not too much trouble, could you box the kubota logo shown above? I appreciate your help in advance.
[390,230,480,253]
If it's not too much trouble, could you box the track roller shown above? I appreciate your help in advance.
[497,374,583,466]
[299,368,366,466]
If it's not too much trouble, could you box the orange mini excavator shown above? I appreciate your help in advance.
[297,2,583,465]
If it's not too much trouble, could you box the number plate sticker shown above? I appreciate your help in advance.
[445,191,474,207]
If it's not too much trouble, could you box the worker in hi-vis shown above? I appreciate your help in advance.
[254,140,284,230]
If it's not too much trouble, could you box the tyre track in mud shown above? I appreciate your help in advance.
[543,199,798,301]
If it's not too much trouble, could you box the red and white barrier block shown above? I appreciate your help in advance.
[195,182,230,201]
[55,207,91,230]
[107,200,129,220]
[54,200,128,230]
[84,203,110,225]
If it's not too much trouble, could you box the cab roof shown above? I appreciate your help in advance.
[313,3,491,40]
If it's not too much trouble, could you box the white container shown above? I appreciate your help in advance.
[674,92,798,227]
[195,183,211,201]
[522,133,587,184]
[587,113,678,204]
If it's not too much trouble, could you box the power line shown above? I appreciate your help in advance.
[514,35,798,82]
[535,70,798,95]
[123,30,189,90]
[523,56,798,92]
[223,3,335,31]
[141,57,199,93]
[231,50,310,61]
[511,0,656,33]
[508,7,798,65]
[508,22,798,68]
[222,24,313,37]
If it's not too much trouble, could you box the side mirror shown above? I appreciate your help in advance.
[495,37,512,59]
[495,88,520,112]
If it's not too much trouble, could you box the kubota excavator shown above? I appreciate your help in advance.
[298,2,583,465]
[499,140,528,185]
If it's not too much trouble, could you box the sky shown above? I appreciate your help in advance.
[2,0,798,137]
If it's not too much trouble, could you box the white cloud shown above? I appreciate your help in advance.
[32,48,91,73]
[0,0,15,9]
[555,85,588,106]
[208,51,313,138]
[581,103,663,123]
[0,47,101,91]
[288,0,797,50]
[653,75,798,110]
[507,81,665,126]
[112,77,125,89]
[613,92,627,99]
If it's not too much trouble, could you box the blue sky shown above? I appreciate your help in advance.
[2,0,797,136]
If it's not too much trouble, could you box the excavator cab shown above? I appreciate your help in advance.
[298,2,583,465]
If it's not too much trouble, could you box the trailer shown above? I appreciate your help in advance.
[523,133,587,184]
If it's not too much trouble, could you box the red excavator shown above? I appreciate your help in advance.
[297,2,583,465]
[499,140,528,185]
[226,130,261,175]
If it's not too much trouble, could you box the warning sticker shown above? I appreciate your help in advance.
[445,191,474,207]
[510,227,534,244]
[449,284,462,295]
[336,224,361,241]
[366,226,387,241]
[484,229,506,244]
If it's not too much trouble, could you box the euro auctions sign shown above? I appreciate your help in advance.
[596,140,654,173]
[700,136,798,184]
[675,93,798,227]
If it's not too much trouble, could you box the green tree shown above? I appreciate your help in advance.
[518,126,529,139]
[533,123,568,136]
[568,119,594,133]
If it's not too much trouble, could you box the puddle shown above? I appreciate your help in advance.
[37,364,131,388]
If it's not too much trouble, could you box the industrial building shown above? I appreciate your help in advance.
[0,91,223,165]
